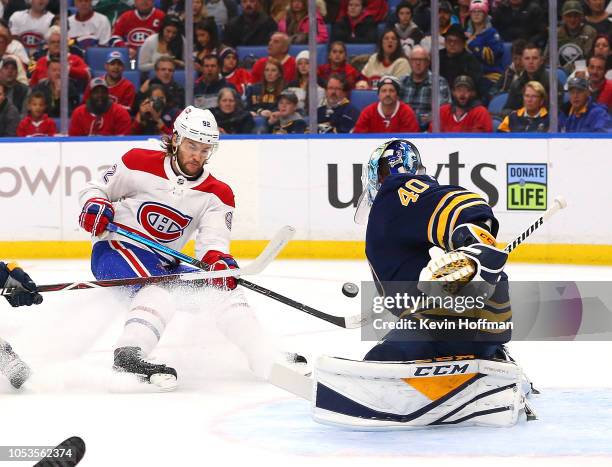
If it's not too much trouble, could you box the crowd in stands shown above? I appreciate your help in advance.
[0,0,611,137]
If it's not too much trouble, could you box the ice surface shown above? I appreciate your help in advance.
[1,260,611,466]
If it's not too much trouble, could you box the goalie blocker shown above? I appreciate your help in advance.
[312,355,527,429]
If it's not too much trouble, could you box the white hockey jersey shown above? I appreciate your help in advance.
[68,12,112,47]
[79,148,235,262]
[8,10,54,53]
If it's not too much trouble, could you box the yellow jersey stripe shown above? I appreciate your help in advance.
[427,190,470,245]
[436,194,485,247]
[448,200,490,243]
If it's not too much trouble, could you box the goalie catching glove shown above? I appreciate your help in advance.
[202,250,239,290]
[79,198,114,236]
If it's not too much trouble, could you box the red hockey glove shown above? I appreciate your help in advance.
[202,250,238,290]
[79,198,114,236]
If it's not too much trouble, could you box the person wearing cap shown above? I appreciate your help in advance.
[331,0,378,44]
[277,0,328,44]
[68,0,112,48]
[435,74,492,132]
[194,54,237,110]
[317,41,367,90]
[353,75,419,133]
[498,80,549,133]
[219,46,251,95]
[559,75,612,133]
[138,14,185,73]
[547,0,597,75]
[439,24,483,93]
[223,0,278,47]
[0,57,29,114]
[492,0,547,44]
[0,81,19,136]
[82,50,136,111]
[286,49,324,113]
[29,26,91,87]
[361,29,411,84]
[31,56,80,118]
[268,90,307,134]
[249,32,297,84]
[317,73,360,133]
[69,77,132,136]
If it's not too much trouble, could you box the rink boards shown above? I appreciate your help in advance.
[0,134,611,264]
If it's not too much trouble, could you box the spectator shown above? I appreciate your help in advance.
[267,90,307,133]
[161,0,185,19]
[277,0,328,44]
[111,0,166,61]
[454,0,471,30]
[245,57,284,118]
[335,0,388,23]
[193,0,208,23]
[353,75,419,133]
[496,38,526,93]
[331,0,378,44]
[317,74,359,133]
[559,76,612,132]
[0,26,27,87]
[8,0,54,56]
[29,26,91,87]
[194,18,221,73]
[401,45,451,130]
[492,0,547,44]
[68,0,112,48]
[439,24,482,91]
[82,50,136,112]
[317,41,366,90]
[286,50,324,114]
[436,75,492,132]
[210,87,255,133]
[504,43,562,115]
[138,56,185,110]
[250,32,296,83]
[15,90,56,136]
[219,46,251,95]
[269,0,291,23]
[549,1,597,75]
[591,34,612,78]
[32,56,80,118]
[69,77,132,136]
[194,54,236,109]
[223,0,277,47]
[585,0,612,37]
[138,14,185,72]
[498,80,549,132]
[205,0,239,30]
[392,1,425,57]
[586,55,612,111]
[361,29,411,86]
[420,1,457,51]
[0,57,28,114]
[131,84,174,135]
[0,81,18,136]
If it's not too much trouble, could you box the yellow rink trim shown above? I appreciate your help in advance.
[1,241,612,265]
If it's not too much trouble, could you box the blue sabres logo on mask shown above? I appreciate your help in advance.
[137,202,192,242]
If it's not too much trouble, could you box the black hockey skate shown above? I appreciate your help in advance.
[113,346,177,391]
[0,340,31,389]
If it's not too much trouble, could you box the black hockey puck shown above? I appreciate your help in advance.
[342,282,359,298]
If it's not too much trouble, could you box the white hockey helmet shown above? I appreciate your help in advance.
[173,106,220,154]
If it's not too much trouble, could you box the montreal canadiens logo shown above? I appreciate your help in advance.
[128,28,154,45]
[137,202,192,243]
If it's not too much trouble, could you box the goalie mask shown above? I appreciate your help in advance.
[354,139,425,224]
[172,106,220,158]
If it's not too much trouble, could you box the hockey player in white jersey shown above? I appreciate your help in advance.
[78,106,275,389]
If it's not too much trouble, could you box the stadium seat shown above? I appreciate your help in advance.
[236,46,269,63]
[53,118,61,132]
[346,43,376,58]
[492,117,502,131]
[388,0,403,11]
[94,70,142,90]
[488,92,508,117]
[377,23,387,38]
[502,42,512,70]
[288,44,328,65]
[556,68,568,87]
[349,89,378,111]
[85,47,129,72]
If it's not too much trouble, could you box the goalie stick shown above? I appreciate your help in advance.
[0,225,295,297]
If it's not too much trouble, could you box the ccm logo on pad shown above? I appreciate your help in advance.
[137,202,192,243]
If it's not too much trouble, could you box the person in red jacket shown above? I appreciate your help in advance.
[435,75,493,132]
[82,50,136,111]
[110,0,166,60]
[353,75,420,133]
[16,91,57,137]
[69,77,132,136]
[29,26,91,87]
[219,47,251,95]
[249,32,297,83]
[317,41,367,89]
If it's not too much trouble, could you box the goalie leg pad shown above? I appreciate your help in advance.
[312,356,526,429]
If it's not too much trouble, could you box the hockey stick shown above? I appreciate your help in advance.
[109,224,362,329]
[0,225,295,296]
